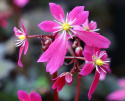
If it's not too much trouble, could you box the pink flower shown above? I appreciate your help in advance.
[14,0,29,7]
[0,11,11,28]
[52,72,73,92]
[80,44,111,100]
[14,19,29,67]
[17,90,42,101]
[38,3,88,75]
[107,79,125,101]
[38,3,89,38]
[74,19,111,48]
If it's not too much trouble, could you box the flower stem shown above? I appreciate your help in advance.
[65,56,85,61]
[75,75,81,101]
[53,72,59,101]
[27,35,41,38]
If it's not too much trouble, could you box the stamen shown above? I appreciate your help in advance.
[68,30,73,39]
[65,12,69,23]
[98,52,106,59]
[60,14,64,23]
[93,28,100,32]
[54,20,63,25]
[100,67,107,73]
[69,18,77,25]
[70,29,76,34]
[96,65,100,73]
[53,28,63,34]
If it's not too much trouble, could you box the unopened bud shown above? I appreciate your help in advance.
[75,47,83,56]
[72,41,78,49]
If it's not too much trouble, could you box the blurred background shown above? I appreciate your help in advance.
[0,0,125,101]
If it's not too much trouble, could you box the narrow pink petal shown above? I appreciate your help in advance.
[68,6,84,23]
[99,70,106,81]
[100,50,107,60]
[24,40,29,55]
[82,50,93,61]
[89,21,97,30]
[71,11,89,25]
[106,90,125,101]
[118,79,125,88]
[83,44,93,54]
[65,73,73,84]
[80,63,94,76]
[73,25,84,31]
[18,46,24,67]
[49,3,65,23]
[38,21,60,32]
[21,18,27,36]
[88,71,100,100]
[45,32,68,74]
[82,19,89,28]
[30,92,42,101]
[94,47,100,57]
[17,90,30,101]
[14,27,23,38]
[75,31,111,48]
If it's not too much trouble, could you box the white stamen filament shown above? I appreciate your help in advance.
[54,20,63,25]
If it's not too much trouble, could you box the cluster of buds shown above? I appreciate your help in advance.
[14,3,111,100]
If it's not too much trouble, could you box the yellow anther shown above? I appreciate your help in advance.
[19,35,25,40]
[63,23,70,31]
[95,59,104,66]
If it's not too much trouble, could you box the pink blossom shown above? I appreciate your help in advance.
[14,19,29,67]
[38,3,89,38]
[14,0,29,7]
[0,11,11,28]
[74,19,111,48]
[17,90,42,101]
[38,3,88,74]
[107,79,125,101]
[80,44,111,100]
[52,72,73,92]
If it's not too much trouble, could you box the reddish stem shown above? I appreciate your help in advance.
[53,72,59,101]
[75,75,81,101]
[27,35,41,38]
[65,56,85,61]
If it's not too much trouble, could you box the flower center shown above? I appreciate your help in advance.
[63,23,70,31]
[19,35,25,40]
[84,26,90,31]
[95,59,104,66]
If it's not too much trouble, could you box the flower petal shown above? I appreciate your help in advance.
[17,90,30,101]
[46,34,68,74]
[88,71,100,100]
[89,21,97,31]
[38,21,60,32]
[57,78,66,92]
[106,90,125,101]
[68,6,84,23]
[14,27,23,38]
[94,47,100,57]
[99,70,106,81]
[71,11,89,25]
[75,31,111,48]
[30,92,42,101]
[82,19,89,28]
[24,40,29,55]
[65,73,73,84]
[82,50,93,61]
[18,46,24,67]
[38,32,68,75]
[80,63,94,76]
[83,44,93,54]
[49,3,65,23]
[21,18,27,36]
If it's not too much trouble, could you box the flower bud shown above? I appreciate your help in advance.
[72,41,78,49]
[75,47,83,56]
